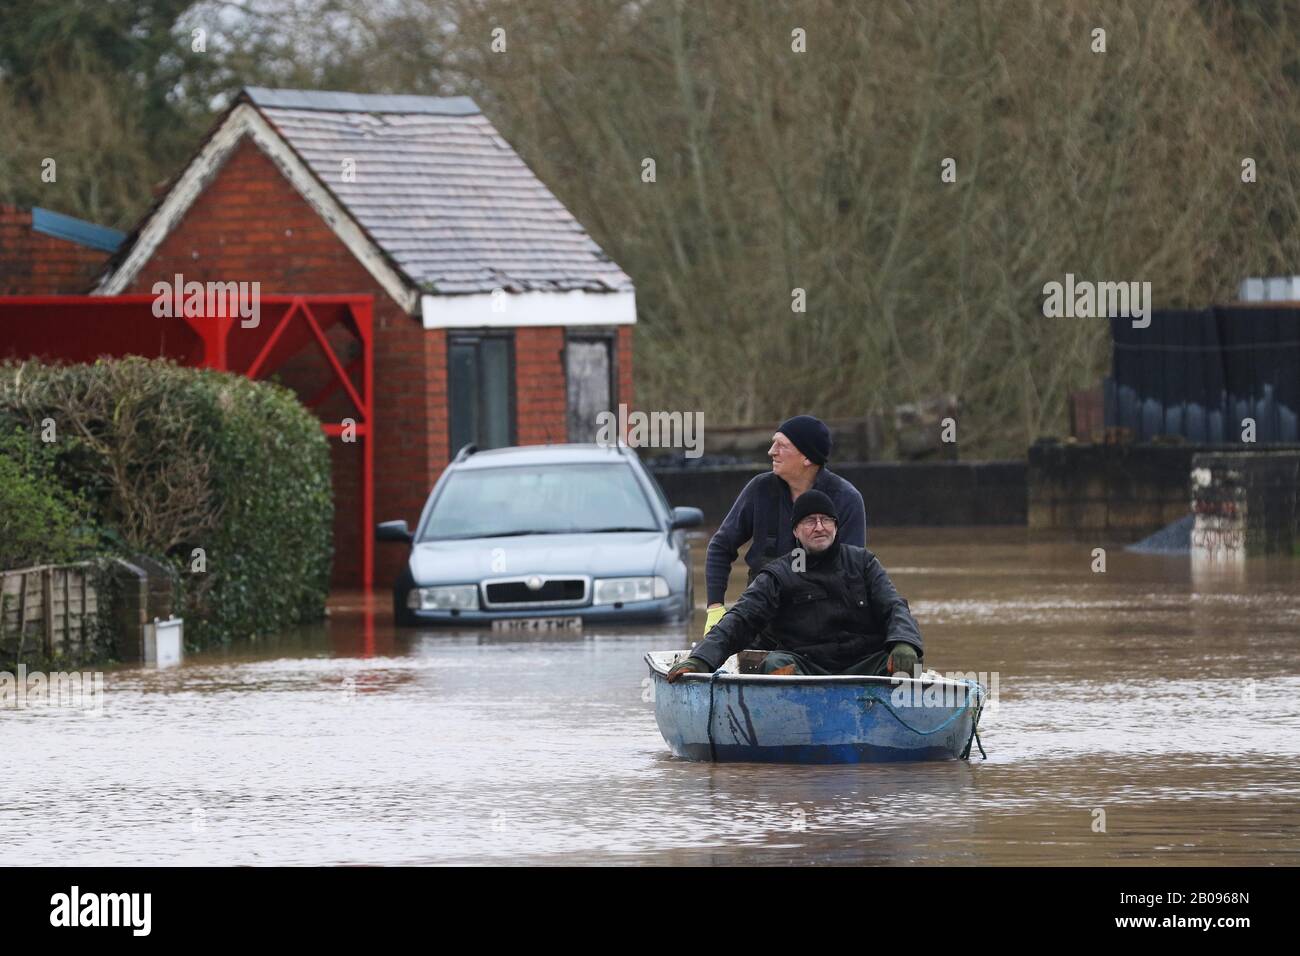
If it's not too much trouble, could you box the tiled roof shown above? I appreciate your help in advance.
[245,88,632,295]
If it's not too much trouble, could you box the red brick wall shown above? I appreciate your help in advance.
[423,329,449,466]
[516,327,567,445]
[120,139,431,588]
[514,326,635,445]
[0,205,111,294]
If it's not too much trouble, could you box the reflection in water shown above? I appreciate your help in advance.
[2,528,1298,865]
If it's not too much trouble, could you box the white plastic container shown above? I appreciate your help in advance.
[143,616,183,668]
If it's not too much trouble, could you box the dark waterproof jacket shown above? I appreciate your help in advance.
[691,540,922,673]
[704,467,867,605]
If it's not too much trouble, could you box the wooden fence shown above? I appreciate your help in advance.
[0,562,100,661]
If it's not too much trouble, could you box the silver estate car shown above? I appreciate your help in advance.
[376,443,703,626]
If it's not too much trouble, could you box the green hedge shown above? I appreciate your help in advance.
[0,358,333,646]
[0,424,98,571]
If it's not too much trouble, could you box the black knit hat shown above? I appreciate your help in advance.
[791,490,838,529]
[777,415,831,465]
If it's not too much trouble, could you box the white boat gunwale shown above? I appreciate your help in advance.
[644,650,980,691]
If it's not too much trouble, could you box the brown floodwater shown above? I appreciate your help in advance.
[3,527,1298,866]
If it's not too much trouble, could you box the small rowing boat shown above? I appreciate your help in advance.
[645,650,985,763]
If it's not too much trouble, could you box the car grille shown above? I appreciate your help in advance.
[482,577,589,610]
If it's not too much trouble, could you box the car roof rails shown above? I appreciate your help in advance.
[453,443,478,463]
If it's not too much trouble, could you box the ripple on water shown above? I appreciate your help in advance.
[3,530,1298,865]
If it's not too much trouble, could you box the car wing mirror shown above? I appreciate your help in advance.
[376,519,413,542]
[670,506,704,530]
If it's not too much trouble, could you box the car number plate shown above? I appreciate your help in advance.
[491,616,583,632]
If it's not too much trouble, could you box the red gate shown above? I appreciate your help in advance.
[0,293,375,587]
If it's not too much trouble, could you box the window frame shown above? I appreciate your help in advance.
[447,329,517,458]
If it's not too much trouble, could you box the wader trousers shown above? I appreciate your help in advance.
[758,647,895,677]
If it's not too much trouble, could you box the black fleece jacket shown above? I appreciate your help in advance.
[691,539,922,673]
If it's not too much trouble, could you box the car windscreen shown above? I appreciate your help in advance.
[420,463,660,540]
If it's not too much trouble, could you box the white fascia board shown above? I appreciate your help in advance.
[95,103,419,313]
[421,289,637,329]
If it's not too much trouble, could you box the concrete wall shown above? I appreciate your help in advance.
[1028,442,1200,542]
[652,444,1299,543]
[1191,451,1300,558]
[650,461,1027,528]
[1028,441,1300,543]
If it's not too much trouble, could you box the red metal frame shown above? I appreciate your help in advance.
[0,293,375,588]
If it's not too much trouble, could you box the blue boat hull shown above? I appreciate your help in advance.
[646,652,984,764]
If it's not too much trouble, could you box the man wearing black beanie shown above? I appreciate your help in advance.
[702,414,867,637]
[668,490,921,680]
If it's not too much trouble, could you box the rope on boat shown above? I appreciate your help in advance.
[958,683,988,760]
[876,679,987,757]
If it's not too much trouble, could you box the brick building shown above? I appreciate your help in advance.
[95,88,636,587]
[0,205,123,295]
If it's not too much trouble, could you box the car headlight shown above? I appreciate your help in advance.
[407,585,479,611]
[592,576,669,605]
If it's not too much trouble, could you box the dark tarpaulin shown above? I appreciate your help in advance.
[1105,307,1298,443]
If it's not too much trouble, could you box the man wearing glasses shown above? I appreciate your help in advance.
[667,490,921,680]
[702,415,867,637]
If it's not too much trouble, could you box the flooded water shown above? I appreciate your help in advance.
[3,528,1298,866]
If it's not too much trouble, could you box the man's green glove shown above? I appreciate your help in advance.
[887,642,920,677]
[704,604,726,636]
[665,656,710,683]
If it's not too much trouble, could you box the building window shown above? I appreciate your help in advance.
[449,332,515,454]
[565,332,617,442]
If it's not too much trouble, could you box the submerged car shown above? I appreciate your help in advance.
[376,443,703,626]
